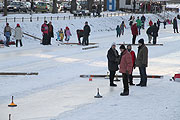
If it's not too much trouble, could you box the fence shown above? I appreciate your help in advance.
[0,12,132,23]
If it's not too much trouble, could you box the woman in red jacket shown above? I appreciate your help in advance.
[131,23,138,44]
[149,20,153,26]
[119,45,133,96]
[127,45,136,85]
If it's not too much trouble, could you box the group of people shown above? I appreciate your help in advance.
[4,23,23,47]
[41,20,54,45]
[56,27,72,42]
[116,21,126,38]
[107,39,148,96]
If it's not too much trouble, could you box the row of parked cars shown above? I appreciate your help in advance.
[0,1,89,13]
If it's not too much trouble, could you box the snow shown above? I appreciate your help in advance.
[0,12,180,120]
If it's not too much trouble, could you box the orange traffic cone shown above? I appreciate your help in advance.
[94,88,103,98]
[8,96,17,107]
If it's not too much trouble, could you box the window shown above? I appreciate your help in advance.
[126,0,131,5]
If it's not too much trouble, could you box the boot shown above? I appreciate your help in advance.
[110,83,117,87]
[130,83,135,86]
[120,89,129,96]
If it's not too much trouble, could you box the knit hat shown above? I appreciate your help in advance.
[17,24,20,27]
[120,44,126,49]
[138,39,144,44]
[127,44,131,48]
[6,23,9,26]
[111,42,116,47]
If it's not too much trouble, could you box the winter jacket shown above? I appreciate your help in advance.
[136,19,142,27]
[130,50,136,67]
[120,23,126,30]
[107,48,119,71]
[41,23,48,34]
[48,24,54,38]
[131,24,138,35]
[116,26,121,33]
[141,16,146,22]
[146,26,153,35]
[136,44,148,67]
[4,26,12,37]
[157,20,161,27]
[119,50,133,74]
[173,18,178,29]
[83,25,91,36]
[66,30,71,36]
[149,20,153,26]
[14,27,23,40]
[151,25,159,37]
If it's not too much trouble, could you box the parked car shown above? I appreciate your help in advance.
[7,2,28,12]
[34,2,52,13]
[59,2,81,12]
[0,3,3,12]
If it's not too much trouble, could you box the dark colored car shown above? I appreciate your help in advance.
[7,2,28,12]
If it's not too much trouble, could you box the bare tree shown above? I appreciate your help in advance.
[88,0,94,12]
[52,0,58,13]
[116,0,119,10]
[104,0,107,11]
[4,0,7,16]
[71,0,77,13]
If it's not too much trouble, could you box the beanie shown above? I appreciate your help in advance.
[138,39,144,44]
[17,24,20,27]
[120,45,126,49]
[111,42,116,47]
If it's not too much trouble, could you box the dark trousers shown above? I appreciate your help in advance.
[137,26,141,35]
[16,39,23,47]
[132,35,137,44]
[6,36,10,46]
[129,69,134,84]
[110,71,116,84]
[174,28,179,33]
[139,67,147,86]
[153,36,157,44]
[122,73,129,90]
[117,33,120,37]
[48,36,51,45]
[82,35,89,45]
[42,33,49,45]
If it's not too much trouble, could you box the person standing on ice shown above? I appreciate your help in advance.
[120,21,126,35]
[119,45,133,96]
[107,43,120,87]
[141,15,146,29]
[82,21,91,46]
[65,27,71,43]
[136,39,148,87]
[146,25,153,43]
[151,23,159,44]
[4,23,12,47]
[41,20,49,45]
[136,17,142,35]
[48,21,54,45]
[157,19,161,30]
[149,20,153,26]
[173,17,179,33]
[131,22,138,44]
[163,19,166,29]
[116,25,121,37]
[14,24,23,47]
[127,44,136,85]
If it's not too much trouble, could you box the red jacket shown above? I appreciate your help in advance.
[119,50,133,74]
[149,20,153,26]
[131,24,138,35]
[41,23,48,34]
[130,50,136,67]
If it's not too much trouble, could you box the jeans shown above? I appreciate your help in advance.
[6,36,10,46]
[139,67,147,86]
[122,73,129,90]
[110,71,116,84]
[82,35,89,45]
[137,26,141,35]
[153,36,157,44]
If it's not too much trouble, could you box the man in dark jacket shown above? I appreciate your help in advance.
[48,21,54,45]
[82,21,91,45]
[173,17,179,33]
[141,15,146,29]
[151,23,159,44]
[107,42,120,87]
[146,26,153,43]
[136,39,148,87]
[157,19,161,30]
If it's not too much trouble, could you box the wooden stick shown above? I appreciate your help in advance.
[0,72,38,75]
[23,32,42,41]
[80,75,163,78]
[82,46,99,50]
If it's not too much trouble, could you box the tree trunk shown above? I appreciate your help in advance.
[116,0,119,10]
[103,0,107,11]
[88,0,94,12]
[71,0,77,13]
[52,0,58,13]
[4,0,7,16]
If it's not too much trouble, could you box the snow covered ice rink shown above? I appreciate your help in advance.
[0,12,180,120]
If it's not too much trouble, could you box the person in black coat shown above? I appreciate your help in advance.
[173,17,179,33]
[82,21,91,45]
[141,15,146,29]
[157,19,161,30]
[107,42,120,87]
[146,26,153,43]
[151,23,159,44]
[48,21,54,45]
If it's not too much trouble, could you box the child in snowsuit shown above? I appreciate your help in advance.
[59,28,64,41]
[116,25,121,37]
[120,21,126,35]
[65,27,71,42]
